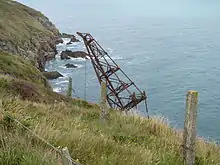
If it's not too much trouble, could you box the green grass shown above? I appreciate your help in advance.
[0,51,219,165]
[0,46,220,165]
[0,97,220,165]
[0,1,220,164]
[0,0,59,51]
[0,51,50,87]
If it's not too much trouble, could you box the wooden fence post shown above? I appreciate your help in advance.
[61,147,72,165]
[182,90,198,165]
[100,81,107,122]
[67,77,72,97]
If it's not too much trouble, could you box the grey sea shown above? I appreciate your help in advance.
[18,0,220,142]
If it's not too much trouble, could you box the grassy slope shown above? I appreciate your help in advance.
[0,52,95,106]
[0,1,220,165]
[0,0,58,49]
[0,51,49,86]
[1,98,220,165]
[0,53,220,165]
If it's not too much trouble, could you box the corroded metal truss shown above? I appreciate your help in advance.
[77,32,148,112]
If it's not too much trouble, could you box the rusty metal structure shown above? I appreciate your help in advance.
[77,32,148,114]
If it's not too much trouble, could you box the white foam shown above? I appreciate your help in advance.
[105,56,124,61]
[54,80,69,85]
[70,57,86,62]
[75,64,83,68]
[53,87,62,93]
[62,38,71,44]
[56,43,63,46]
[61,72,73,77]
[112,56,124,60]
[58,65,68,69]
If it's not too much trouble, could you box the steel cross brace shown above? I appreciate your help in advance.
[77,32,147,111]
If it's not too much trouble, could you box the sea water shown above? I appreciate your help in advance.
[18,0,220,142]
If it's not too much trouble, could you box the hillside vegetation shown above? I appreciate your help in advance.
[0,0,61,71]
[0,54,220,165]
[0,0,220,165]
[1,95,220,165]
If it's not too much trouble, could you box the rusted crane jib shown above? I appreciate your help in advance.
[77,32,148,111]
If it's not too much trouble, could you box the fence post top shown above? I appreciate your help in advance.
[62,147,68,151]
[187,90,198,95]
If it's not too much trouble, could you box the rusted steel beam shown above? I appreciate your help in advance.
[77,32,148,112]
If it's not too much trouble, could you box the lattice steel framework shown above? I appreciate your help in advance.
[77,32,148,112]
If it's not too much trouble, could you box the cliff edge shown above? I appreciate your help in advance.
[0,0,61,71]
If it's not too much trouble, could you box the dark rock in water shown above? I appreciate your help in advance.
[42,71,63,80]
[61,33,75,38]
[65,63,78,68]
[44,52,56,61]
[70,36,80,42]
[55,38,64,44]
[61,33,80,44]
[61,50,88,59]
[66,41,72,45]
[61,52,71,60]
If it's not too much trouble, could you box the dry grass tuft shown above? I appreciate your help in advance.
[0,98,220,165]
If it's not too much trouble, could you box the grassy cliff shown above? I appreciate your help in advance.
[1,97,220,165]
[0,0,61,71]
[0,1,220,165]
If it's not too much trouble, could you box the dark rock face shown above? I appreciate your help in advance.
[54,37,64,45]
[65,63,78,68]
[0,1,62,72]
[45,52,56,61]
[42,71,63,80]
[66,41,72,45]
[70,36,80,42]
[61,33,80,44]
[61,33,75,38]
[61,52,71,60]
[61,50,88,59]
[66,38,80,45]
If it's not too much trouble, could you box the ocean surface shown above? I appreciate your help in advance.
[18,0,220,142]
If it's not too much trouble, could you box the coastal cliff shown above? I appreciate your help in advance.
[0,0,61,71]
[0,1,220,165]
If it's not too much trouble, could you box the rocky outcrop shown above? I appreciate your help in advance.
[61,52,71,60]
[65,63,78,68]
[61,50,89,59]
[55,37,64,44]
[66,42,72,45]
[61,33,76,38]
[70,36,80,42]
[42,71,63,80]
[62,33,80,44]
[0,0,63,72]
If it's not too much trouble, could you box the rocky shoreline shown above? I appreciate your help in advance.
[0,1,78,73]
[0,0,89,80]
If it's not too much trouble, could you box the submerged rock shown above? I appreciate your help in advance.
[45,52,56,61]
[66,41,72,45]
[70,36,80,42]
[61,33,80,44]
[61,50,88,59]
[42,71,63,80]
[65,63,78,68]
[61,33,75,38]
[61,52,71,60]
[55,38,64,44]
[65,37,80,45]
